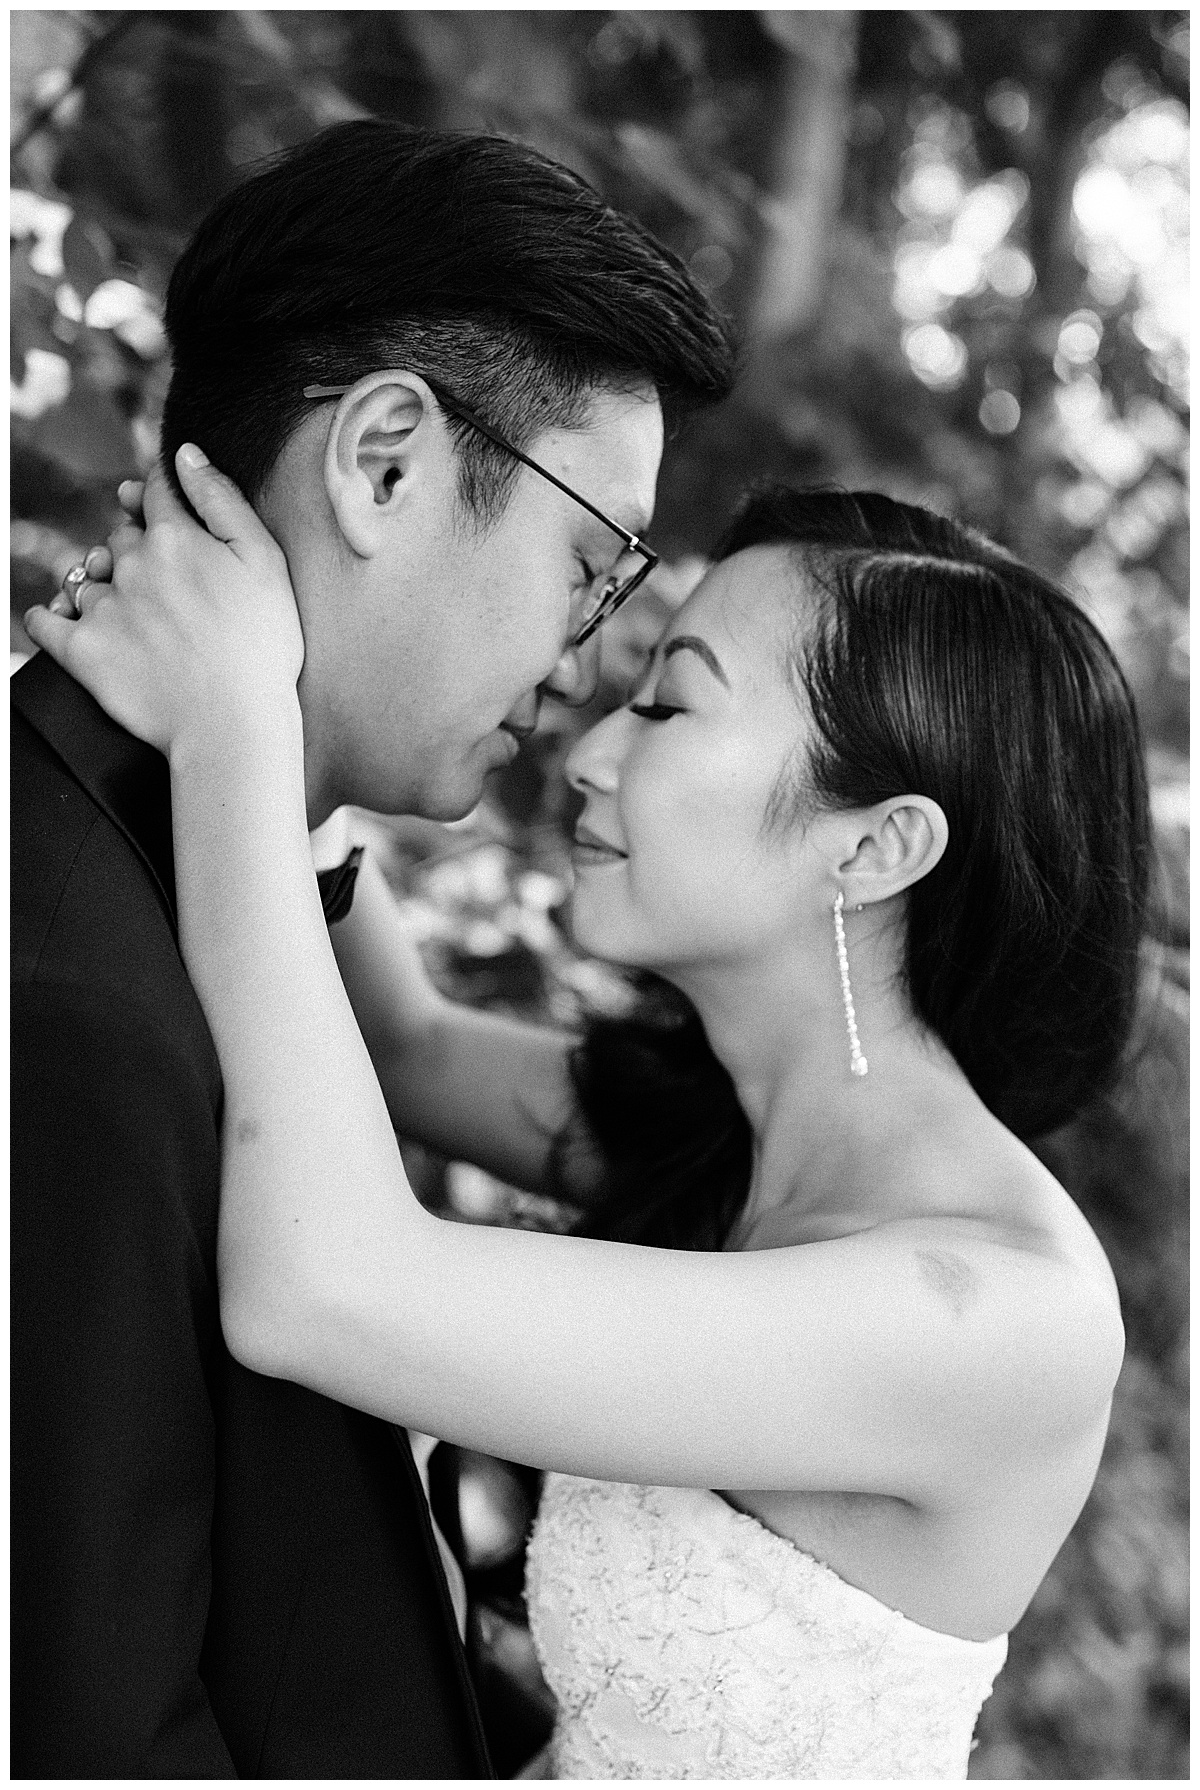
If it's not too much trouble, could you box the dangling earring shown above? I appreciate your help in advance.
[833,890,868,1078]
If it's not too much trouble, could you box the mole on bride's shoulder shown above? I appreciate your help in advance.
[913,1246,978,1318]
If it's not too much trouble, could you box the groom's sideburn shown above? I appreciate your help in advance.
[11,650,493,1778]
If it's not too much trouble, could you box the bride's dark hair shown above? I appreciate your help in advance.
[558,488,1151,1250]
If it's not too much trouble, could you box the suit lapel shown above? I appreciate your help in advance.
[11,652,177,930]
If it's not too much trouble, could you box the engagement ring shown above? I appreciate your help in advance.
[61,563,91,615]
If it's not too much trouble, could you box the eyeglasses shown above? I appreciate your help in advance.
[302,377,658,647]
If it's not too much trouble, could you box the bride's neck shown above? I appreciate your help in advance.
[669,924,964,1229]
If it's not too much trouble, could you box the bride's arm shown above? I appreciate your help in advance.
[195,732,1115,1493]
[27,452,1120,1501]
[78,491,584,1199]
[322,840,586,1194]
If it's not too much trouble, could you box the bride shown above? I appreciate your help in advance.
[26,453,1147,1780]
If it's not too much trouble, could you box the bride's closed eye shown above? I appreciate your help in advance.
[628,700,683,721]
[624,646,686,720]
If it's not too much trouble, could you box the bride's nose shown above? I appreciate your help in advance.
[565,709,623,796]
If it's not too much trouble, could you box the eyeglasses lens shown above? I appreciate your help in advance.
[574,548,651,646]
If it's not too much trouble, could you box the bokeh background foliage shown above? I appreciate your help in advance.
[11,11,1188,1779]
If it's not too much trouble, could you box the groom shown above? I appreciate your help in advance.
[11,121,734,1776]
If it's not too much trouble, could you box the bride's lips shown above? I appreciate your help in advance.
[571,822,628,869]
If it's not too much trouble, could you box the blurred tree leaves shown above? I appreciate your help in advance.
[31,375,135,481]
[61,212,110,299]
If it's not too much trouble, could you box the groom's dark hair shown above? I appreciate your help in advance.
[160,121,736,521]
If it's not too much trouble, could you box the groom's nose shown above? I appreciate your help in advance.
[543,634,601,707]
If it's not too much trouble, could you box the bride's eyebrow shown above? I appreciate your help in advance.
[662,635,730,688]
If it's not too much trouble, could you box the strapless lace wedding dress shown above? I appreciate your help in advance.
[524,1475,1007,1780]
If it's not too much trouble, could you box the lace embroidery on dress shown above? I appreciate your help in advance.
[525,1475,1007,1781]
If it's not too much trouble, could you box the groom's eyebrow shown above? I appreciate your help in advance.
[662,635,729,687]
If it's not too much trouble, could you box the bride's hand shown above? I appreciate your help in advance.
[24,445,304,763]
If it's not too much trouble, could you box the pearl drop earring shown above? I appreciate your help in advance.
[833,890,868,1078]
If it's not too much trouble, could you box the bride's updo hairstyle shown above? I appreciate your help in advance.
[562,489,1151,1250]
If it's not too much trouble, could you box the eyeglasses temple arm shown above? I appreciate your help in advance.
[303,382,654,562]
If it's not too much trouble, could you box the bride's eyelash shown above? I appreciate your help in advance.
[624,651,683,719]
[628,702,682,722]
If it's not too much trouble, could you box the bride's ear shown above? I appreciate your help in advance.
[836,796,949,908]
[322,375,433,557]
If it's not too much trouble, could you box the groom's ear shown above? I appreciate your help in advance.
[322,375,434,557]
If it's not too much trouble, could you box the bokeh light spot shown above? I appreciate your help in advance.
[979,389,1020,435]
[903,322,968,389]
[1058,311,1103,364]
[985,81,1031,134]
[10,346,70,419]
[987,245,1036,299]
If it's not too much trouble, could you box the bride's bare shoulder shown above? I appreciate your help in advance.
[865,1124,1125,1416]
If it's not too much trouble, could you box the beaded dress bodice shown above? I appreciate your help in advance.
[524,1474,1007,1780]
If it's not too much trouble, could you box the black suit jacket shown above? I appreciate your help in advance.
[11,653,492,1779]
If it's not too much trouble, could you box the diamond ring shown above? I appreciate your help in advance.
[61,563,91,614]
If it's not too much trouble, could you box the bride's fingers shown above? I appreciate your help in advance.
[24,604,83,666]
[45,547,109,616]
[117,478,146,523]
[141,457,179,530]
[46,542,118,617]
[106,522,146,564]
[48,559,95,618]
[141,446,278,572]
[76,574,109,619]
[172,444,276,561]
[85,545,114,582]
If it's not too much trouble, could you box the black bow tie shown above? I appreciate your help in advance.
[315,846,365,925]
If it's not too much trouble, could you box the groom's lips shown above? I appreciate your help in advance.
[490,720,534,762]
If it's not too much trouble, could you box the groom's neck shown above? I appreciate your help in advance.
[295,692,340,831]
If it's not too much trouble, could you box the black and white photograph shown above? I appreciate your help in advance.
[10,9,1189,1780]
